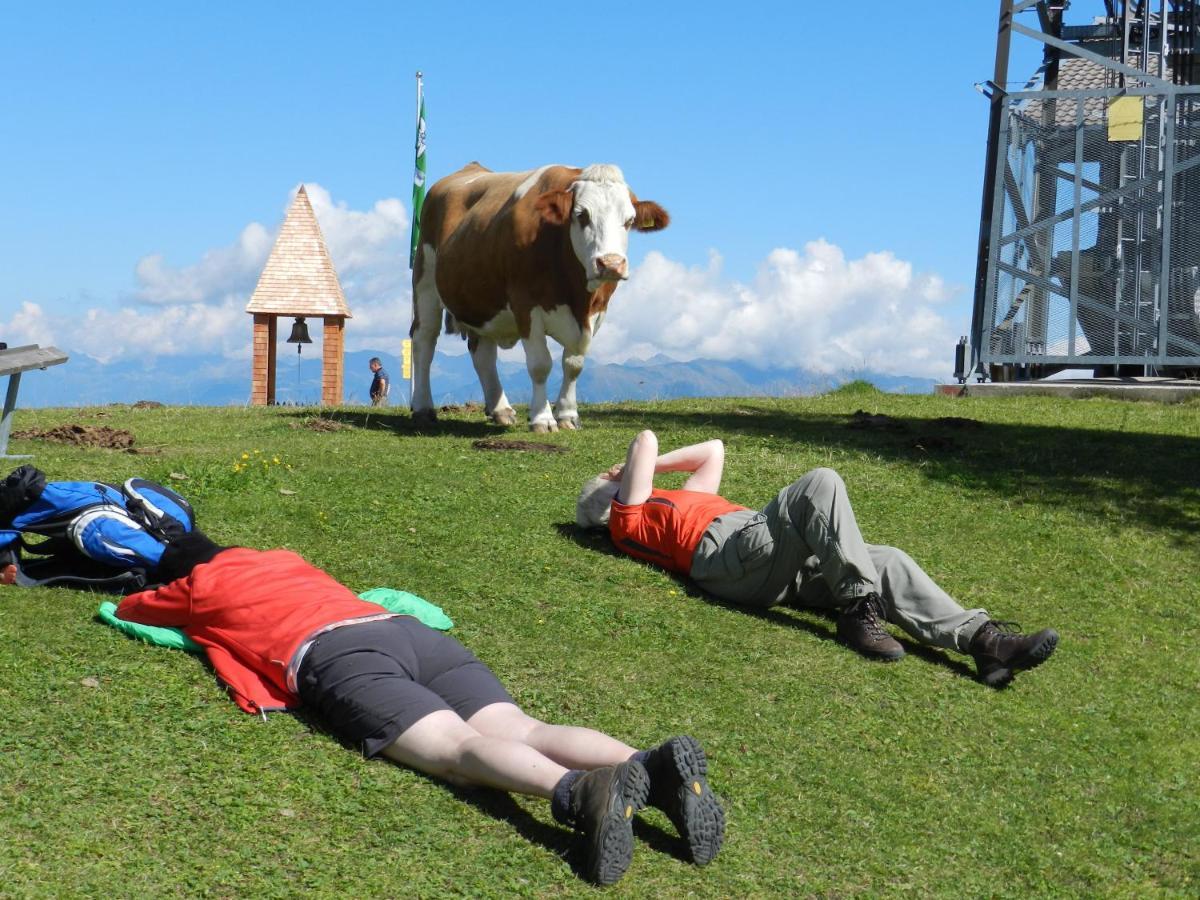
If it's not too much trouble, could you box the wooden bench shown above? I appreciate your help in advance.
[0,344,69,459]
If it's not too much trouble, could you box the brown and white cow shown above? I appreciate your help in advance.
[409,162,669,431]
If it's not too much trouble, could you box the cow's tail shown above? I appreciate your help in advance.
[443,311,468,340]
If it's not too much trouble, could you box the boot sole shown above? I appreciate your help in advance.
[656,736,727,866]
[589,760,650,885]
[982,629,1059,688]
[837,631,906,662]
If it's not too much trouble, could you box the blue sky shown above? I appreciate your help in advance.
[1,1,1058,380]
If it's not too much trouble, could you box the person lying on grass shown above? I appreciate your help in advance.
[576,430,1058,687]
[112,531,725,886]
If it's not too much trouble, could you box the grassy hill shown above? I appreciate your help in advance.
[1,387,1197,897]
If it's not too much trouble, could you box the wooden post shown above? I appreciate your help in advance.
[321,316,345,406]
[251,314,278,406]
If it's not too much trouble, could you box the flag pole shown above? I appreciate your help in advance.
[406,70,425,408]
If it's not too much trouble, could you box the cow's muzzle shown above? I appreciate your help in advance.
[594,254,629,281]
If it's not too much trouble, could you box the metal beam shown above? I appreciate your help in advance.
[999,151,1200,246]
[1011,20,1172,87]
[972,0,1015,379]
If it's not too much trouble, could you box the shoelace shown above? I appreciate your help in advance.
[855,596,890,640]
[980,620,1028,651]
[988,620,1023,635]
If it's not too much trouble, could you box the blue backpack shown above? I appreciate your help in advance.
[0,465,196,593]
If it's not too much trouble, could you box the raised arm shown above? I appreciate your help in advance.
[615,430,726,506]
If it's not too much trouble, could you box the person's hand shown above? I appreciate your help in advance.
[602,463,624,481]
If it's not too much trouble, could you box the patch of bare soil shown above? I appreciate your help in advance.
[291,417,350,432]
[439,401,484,415]
[845,410,985,456]
[12,424,136,450]
[846,410,908,432]
[472,438,569,453]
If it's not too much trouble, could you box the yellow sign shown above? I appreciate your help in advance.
[401,339,412,379]
[1108,96,1143,141]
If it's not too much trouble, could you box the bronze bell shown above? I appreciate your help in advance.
[285,317,312,353]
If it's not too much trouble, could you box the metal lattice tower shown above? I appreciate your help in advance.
[966,1,1200,381]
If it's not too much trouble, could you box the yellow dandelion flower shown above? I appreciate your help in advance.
[241,453,249,460]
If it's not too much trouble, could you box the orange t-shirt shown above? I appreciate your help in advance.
[609,488,747,574]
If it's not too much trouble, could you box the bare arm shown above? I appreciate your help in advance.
[615,430,726,506]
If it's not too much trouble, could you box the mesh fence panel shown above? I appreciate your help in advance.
[983,87,1200,367]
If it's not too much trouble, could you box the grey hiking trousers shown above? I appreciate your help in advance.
[688,468,987,653]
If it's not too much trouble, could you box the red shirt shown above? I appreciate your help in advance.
[609,489,746,575]
[117,547,395,715]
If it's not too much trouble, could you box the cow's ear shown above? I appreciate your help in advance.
[534,190,573,227]
[632,201,670,232]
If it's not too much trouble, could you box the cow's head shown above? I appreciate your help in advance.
[534,164,669,291]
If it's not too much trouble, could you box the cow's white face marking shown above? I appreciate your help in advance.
[569,172,637,291]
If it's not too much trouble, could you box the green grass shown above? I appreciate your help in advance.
[1,388,1197,897]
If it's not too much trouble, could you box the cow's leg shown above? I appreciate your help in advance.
[468,335,516,426]
[553,348,585,430]
[522,334,557,433]
[410,245,442,424]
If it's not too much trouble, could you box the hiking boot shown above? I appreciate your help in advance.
[643,736,726,866]
[836,593,905,661]
[563,760,649,885]
[970,620,1059,688]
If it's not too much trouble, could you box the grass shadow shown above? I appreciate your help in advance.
[580,404,1200,542]
[281,408,501,439]
[289,709,580,867]
[553,523,977,681]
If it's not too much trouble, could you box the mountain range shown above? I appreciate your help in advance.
[13,348,938,408]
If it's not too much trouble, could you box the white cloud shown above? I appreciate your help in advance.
[589,240,962,377]
[4,184,414,364]
[3,299,246,365]
[134,222,273,305]
[1,192,961,379]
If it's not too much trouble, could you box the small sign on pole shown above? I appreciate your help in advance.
[402,339,413,380]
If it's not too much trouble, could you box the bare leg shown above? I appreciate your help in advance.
[467,702,637,770]
[379,709,568,798]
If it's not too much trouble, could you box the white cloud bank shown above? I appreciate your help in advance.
[590,242,960,376]
[2,187,962,378]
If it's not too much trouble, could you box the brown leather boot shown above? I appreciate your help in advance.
[836,593,905,661]
[562,760,649,885]
[970,620,1058,687]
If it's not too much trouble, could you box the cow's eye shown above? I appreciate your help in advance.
[575,210,590,227]
[623,217,634,230]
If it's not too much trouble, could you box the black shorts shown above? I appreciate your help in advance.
[296,617,514,757]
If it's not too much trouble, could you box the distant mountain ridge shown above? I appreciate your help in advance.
[15,349,938,408]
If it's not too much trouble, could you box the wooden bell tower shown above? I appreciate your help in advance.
[245,185,352,406]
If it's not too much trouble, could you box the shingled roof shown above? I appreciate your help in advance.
[1021,54,1169,128]
[245,185,352,317]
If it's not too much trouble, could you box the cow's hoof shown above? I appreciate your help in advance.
[530,421,558,434]
[557,417,580,431]
[412,409,438,426]
[491,409,517,427]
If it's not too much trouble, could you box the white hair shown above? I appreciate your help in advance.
[577,163,626,185]
[576,476,621,529]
